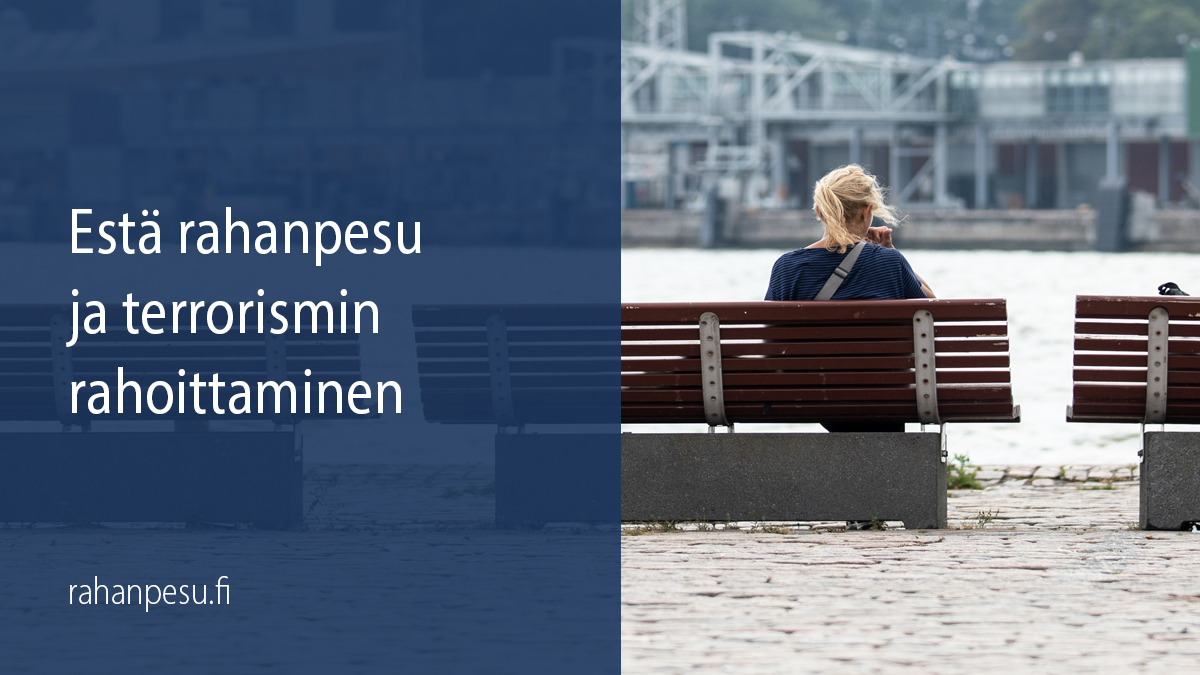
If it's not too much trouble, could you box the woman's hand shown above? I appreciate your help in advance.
[865,226,894,248]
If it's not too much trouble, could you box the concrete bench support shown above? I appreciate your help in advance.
[622,432,947,530]
[1141,431,1200,530]
[496,434,619,528]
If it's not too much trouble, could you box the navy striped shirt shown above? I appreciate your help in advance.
[765,243,926,301]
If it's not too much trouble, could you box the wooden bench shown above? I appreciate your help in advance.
[1068,295,1200,530]
[0,303,368,529]
[413,304,618,526]
[621,299,1020,529]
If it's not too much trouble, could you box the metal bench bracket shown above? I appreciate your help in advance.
[698,311,728,428]
[1145,306,1169,424]
[913,309,940,424]
[49,314,82,429]
[486,313,519,428]
[264,332,291,425]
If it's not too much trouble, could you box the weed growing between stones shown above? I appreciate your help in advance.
[622,521,680,535]
[976,510,999,528]
[947,453,983,490]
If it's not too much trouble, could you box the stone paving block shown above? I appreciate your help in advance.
[1062,468,1089,482]
[975,469,1005,481]
[1005,466,1037,479]
[1032,465,1062,479]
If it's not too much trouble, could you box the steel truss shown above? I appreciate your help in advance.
[622,3,962,208]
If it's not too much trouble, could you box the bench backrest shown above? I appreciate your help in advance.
[0,303,365,424]
[413,305,618,426]
[1069,295,1200,424]
[622,299,1018,426]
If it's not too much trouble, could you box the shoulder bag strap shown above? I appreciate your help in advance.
[813,240,867,301]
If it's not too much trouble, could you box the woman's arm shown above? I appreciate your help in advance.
[915,272,935,298]
[867,227,935,297]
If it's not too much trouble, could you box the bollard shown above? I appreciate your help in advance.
[1094,177,1129,252]
[700,187,723,249]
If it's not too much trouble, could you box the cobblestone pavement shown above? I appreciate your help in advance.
[622,465,1200,674]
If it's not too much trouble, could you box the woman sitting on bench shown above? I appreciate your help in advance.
[765,164,935,433]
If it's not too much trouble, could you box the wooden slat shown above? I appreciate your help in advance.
[417,344,617,359]
[1073,369,1200,385]
[622,370,1009,388]
[1070,321,1200,338]
[622,325,909,342]
[621,323,1007,342]
[621,400,1017,424]
[725,386,1013,403]
[622,300,1008,325]
[935,324,1009,338]
[1073,369,1146,383]
[412,305,613,328]
[1070,399,1200,420]
[415,328,616,344]
[0,388,55,404]
[622,385,1011,404]
[422,408,615,424]
[0,305,65,327]
[1076,296,1200,320]
[1074,353,1200,369]
[621,353,1010,373]
[1074,337,1200,353]
[0,359,53,373]
[621,338,1007,359]
[0,329,49,343]
[420,374,618,389]
[417,359,614,375]
[1074,384,1200,401]
[0,374,54,387]
[420,389,615,408]
[622,340,912,358]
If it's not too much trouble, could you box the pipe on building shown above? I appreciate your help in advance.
[1190,141,1200,194]
[934,123,948,206]
[1159,135,1171,206]
[1026,137,1038,209]
[974,125,988,209]
[1055,142,1069,209]
[849,126,862,166]
[889,125,901,205]
[665,141,678,210]
[1106,120,1121,181]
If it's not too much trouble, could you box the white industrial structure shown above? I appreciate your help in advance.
[622,0,1196,213]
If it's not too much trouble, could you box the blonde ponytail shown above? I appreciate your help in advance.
[812,164,899,253]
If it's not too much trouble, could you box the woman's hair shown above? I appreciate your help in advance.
[812,164,899,253]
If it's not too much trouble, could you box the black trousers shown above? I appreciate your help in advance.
[820,421,905,433]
